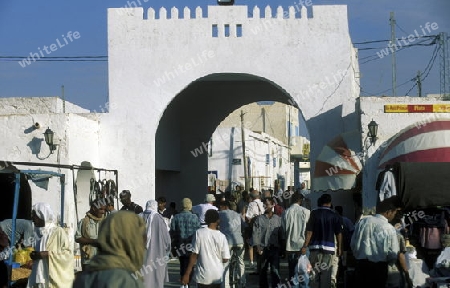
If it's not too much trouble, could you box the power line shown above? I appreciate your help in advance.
[0,56,107,62]
[359,37,438,65]
[369,77,414,96]
[395,23,409,35]
[0,56,107,59]
[353,35,436,45]
[420,45,440,82]
[0,59,107,62]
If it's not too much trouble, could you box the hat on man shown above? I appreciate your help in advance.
[205,194,216,203]
[120,190,131,199]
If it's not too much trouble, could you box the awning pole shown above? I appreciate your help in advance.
[10,173,21,264]
[72,169,79,223]
[60,175,65,226]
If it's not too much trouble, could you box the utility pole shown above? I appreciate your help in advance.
[61,85,66,113]
[439,32,450,100]
[240,110,249,191]
[390,12,397,96]
[417,71,422,97]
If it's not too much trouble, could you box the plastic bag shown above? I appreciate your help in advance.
[294,255,312,287]
[296,255,312,275]
[14,249,28,266]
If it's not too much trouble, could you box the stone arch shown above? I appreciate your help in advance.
[155,73,304,204]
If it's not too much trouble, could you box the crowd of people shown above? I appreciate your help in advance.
[0,185,417,288]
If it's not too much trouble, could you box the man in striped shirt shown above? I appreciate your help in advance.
[302,194,342,288]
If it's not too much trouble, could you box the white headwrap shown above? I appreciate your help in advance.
[145,200,158,212]
[29,203,57,285]
[139,200,159,249]
[32,202,56,224]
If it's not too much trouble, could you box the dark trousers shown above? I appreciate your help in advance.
[260,247,281,288]
[198,284,221,288]
[179,255,190,277]
[355,259,388,288]
[287,252,301,281]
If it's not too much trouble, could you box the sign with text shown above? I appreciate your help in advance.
[384,104,450,113]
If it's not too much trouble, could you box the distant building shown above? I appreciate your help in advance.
[208,102,310,192]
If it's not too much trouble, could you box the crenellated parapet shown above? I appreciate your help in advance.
[110,5,346,21]
[142,5,309,20]
[109,5,348,38]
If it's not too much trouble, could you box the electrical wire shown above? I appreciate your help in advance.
[0,56,107,62]
[371,79,413,96]
[353,35,436,45]
[404,44,440,96]
[395,23,409,36]
[359,37,438,65]
[1,59,106,62]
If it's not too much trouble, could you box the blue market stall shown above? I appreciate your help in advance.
[0,161,118,287]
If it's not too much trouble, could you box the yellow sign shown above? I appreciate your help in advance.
[384,105,408,113]
[384,104,450,113]
[433,105,450,113]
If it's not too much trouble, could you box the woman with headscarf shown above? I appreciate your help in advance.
[73,211,146,288]
[27,202,74,288]
[139,200,171,288]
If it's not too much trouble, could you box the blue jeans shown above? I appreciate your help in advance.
[259,247,281,288]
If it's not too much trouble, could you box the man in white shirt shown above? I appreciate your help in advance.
[192,194,218,227]
[282,192,310,287]
[182,209,230,288]
[350,196,403,288]
[219,200,245,288]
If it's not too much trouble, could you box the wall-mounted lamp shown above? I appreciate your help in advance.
[44,128,58,154]
[367,120,379,145]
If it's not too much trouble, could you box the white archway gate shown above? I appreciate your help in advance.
[99,4,360,205]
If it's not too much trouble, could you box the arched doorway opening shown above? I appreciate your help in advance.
[155,73,303,204]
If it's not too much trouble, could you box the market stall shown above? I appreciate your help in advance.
[0,162,118,287]
[375,120,450,286]
[0,169,65,287]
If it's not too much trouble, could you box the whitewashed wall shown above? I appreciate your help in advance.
[101,4,359,205]
[0,101,100,235]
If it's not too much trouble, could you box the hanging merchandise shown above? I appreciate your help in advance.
[375,165,397,202]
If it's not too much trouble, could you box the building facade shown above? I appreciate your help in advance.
[0,4,360,231]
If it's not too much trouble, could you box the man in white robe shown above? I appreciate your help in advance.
[27,202,74,288]
[139,200,171,288]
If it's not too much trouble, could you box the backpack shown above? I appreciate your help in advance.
[245,202,263,238]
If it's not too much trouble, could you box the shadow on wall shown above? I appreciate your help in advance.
[27,137,44,156]
[306,105,345,176]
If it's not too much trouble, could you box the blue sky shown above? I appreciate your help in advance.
[0,0,449,111]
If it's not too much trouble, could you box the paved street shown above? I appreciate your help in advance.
[164,258,293,288]
[164,257,348,288]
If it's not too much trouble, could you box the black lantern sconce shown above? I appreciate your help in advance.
[44,128,58,154]
[367,120,379,145]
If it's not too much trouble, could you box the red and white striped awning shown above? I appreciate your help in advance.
[313,130,362,191]
[378,120,450,169]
